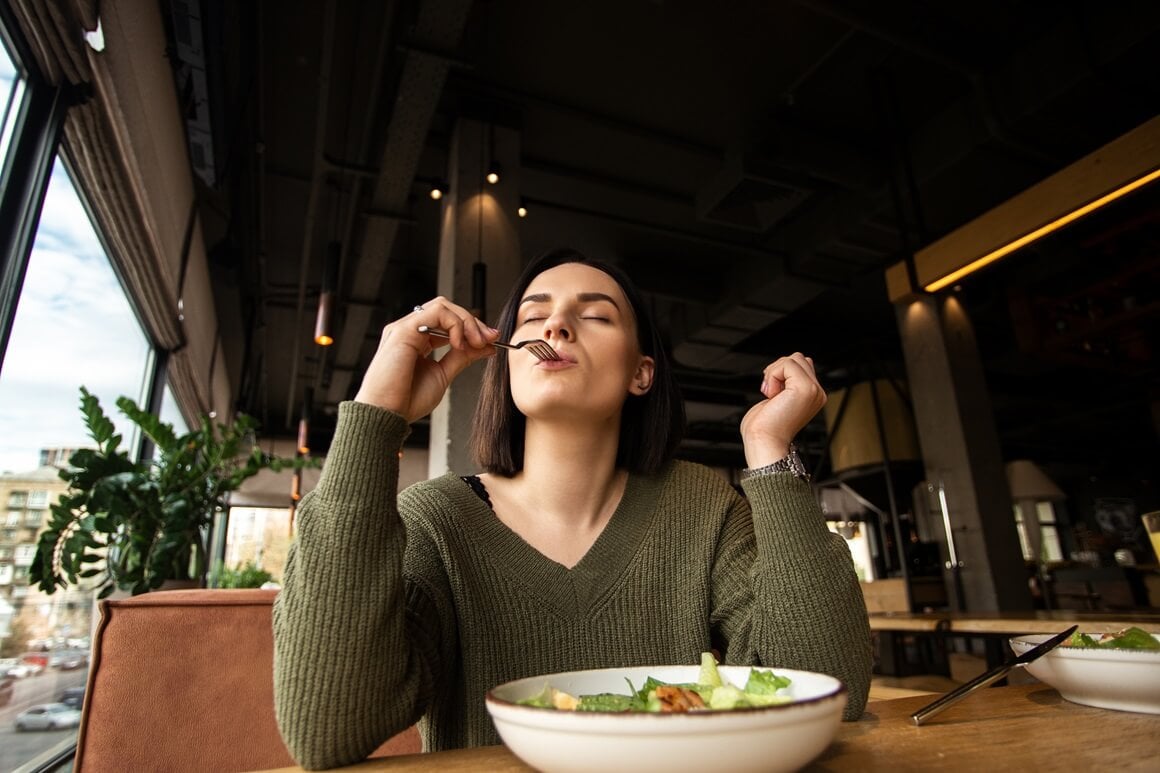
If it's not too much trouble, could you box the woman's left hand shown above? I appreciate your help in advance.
[739,353,827,468]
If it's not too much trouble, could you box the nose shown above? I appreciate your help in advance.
[541,313,571,341]
[543,325,571,341]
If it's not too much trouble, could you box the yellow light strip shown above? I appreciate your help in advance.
[923,166,1160,292]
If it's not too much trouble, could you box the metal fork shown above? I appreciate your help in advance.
[418,325,561,361]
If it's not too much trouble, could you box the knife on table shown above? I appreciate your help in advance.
[910,624,1078,726]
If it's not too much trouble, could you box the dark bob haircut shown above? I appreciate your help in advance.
[470,247,685,476]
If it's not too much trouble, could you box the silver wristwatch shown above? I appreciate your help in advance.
[739,447,810,481]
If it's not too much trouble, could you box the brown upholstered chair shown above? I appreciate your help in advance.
[74,588,420,772]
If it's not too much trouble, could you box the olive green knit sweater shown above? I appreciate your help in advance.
[273,401,872,770]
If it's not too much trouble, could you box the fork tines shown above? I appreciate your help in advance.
[418,325,560,361]
[519,340,561,361]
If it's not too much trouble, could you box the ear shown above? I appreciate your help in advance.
[629,355,655,396]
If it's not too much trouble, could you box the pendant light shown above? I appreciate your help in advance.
[314,242,340,346]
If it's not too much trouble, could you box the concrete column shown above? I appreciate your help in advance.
[896,295,1033,611]
[428,118,522,477]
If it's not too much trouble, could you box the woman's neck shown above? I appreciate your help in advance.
[515,416,624,528]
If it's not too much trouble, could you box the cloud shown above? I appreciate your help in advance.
[0,164,151,473]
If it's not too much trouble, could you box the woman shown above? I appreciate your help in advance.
[273,248,872,769]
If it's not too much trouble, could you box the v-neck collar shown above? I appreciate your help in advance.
[452,469,663,617]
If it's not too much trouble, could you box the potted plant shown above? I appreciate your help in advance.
[30,386,314,597]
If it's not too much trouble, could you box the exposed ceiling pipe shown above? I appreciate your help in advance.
[311,0,402,403]
[282,0,338,429]
[452,75,721,160]
[324,0,475,407]
[254,0,270,428]
[787,0,980,78]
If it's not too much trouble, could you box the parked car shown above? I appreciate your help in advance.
[58,686,86,709]
[20,653,48,675]
[0,658,34,678]
[50,650,88,670]
[14,703,82,731]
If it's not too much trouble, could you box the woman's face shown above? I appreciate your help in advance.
[508,263,654,424]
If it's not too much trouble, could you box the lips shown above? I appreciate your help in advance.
[536,350,576,367]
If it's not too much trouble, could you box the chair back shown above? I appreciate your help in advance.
[75,588,419,772]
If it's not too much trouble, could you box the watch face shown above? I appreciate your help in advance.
[786,450,809,480]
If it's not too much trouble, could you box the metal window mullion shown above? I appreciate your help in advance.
[0,77,69,369]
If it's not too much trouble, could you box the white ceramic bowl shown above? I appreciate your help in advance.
[485,665,846,773]
[1009,632,1160,714]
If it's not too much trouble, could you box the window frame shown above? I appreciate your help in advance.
[0,14,70,367]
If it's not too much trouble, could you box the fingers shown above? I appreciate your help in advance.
[354,299,498,418]
[759,353,824,407]
[408,297,498,353]
[740,353,826,467]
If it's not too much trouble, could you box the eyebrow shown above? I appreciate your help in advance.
[519,291,621,309]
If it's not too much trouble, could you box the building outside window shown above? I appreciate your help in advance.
[12,543,34,566]
[221,506,294,585]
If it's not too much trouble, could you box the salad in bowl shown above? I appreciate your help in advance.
[486,653,846,773]
[1009,626,1160,715]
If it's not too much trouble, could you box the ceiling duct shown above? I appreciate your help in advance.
[696,153,813,233]
[166,0,216,187]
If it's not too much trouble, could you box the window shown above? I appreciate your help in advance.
[4,510,17,527]
[0,25,27,175]
[0,18,156,771]
[217,506,294,586]
[159,381,189,437]
[0,152,151,769]
[1014,501,1064,563]
[0,157,154,472]
[12,543,34,566]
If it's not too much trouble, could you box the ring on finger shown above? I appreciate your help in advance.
[413,305,423,313]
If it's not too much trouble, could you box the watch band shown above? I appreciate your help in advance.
[739,447,810,481]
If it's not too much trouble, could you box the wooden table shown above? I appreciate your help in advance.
[253,684,1159,772]
[869,609,1160,673]
[868,610,1160,635]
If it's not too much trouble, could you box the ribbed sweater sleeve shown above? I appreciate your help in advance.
[735,472,873,719]
[273,413,872,762]
[272,402,433,770]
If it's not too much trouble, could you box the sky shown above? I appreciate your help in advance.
[0,53,155,473]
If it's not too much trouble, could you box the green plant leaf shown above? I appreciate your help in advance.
[29,385,301,596]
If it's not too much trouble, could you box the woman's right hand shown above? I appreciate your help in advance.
[353,298,499,422]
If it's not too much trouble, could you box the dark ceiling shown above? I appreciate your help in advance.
[163,0,1160,485]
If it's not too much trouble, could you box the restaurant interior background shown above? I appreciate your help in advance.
[1,1,1159,746]
[148,0,1159,610]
